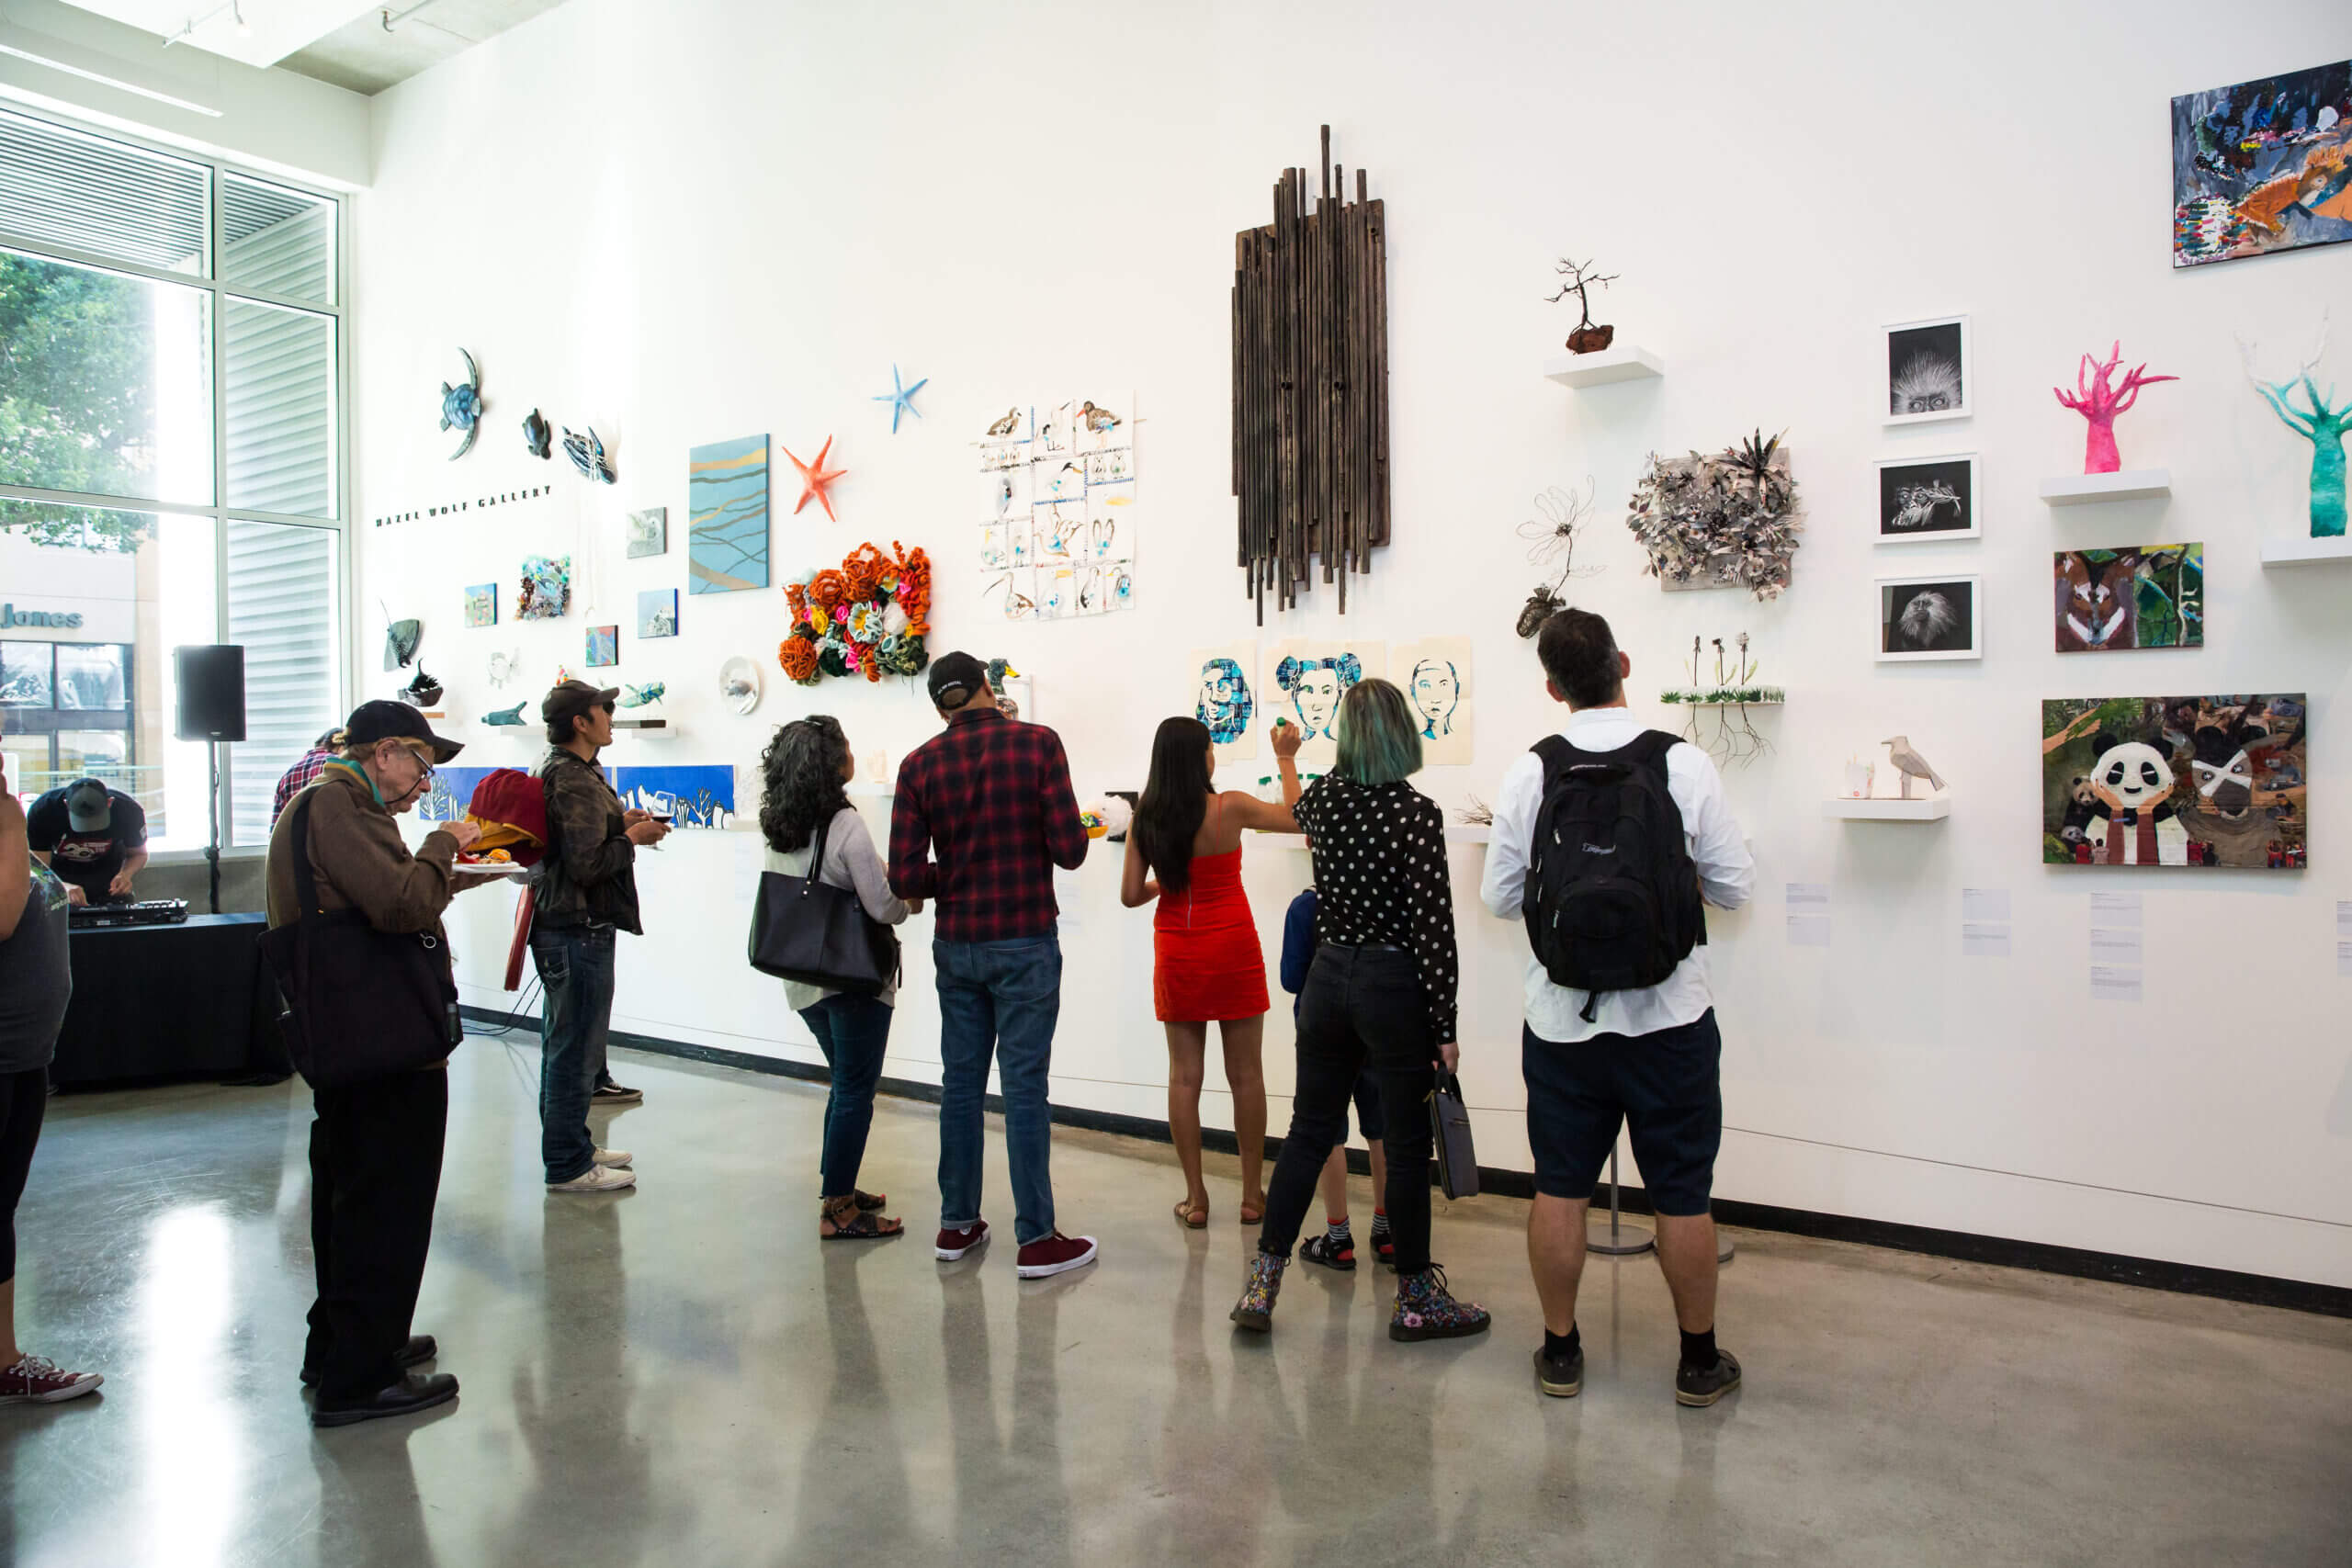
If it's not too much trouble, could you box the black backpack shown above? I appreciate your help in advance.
[1523,730,1705,1021]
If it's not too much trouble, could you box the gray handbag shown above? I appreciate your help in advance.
[1429,1070,1480,1199]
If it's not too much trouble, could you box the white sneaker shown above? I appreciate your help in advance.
[592,1147,633,1168]
[548,1164,636,1193]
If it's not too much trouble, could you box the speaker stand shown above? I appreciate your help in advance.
[205,739,222,916]
[1585,1147,1655,1256]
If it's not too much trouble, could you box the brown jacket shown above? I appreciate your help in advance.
[266,761,459,936]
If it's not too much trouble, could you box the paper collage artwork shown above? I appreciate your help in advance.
[1262,639,1385,767]
[1190,641,1259,763]
[978,393,1136,623]
[1391,637,1474,766]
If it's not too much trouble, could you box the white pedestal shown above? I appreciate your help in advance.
[2259,536,2352,567]
[1544,345,1665,388]
[2038,469,2171,505]
[1826,796,1951,821]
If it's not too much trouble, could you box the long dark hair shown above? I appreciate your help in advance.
[1134,716,1213,895]
[759,715,852,853]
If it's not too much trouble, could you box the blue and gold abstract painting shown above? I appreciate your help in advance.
[689,434,770,593]
[613,764,735,830]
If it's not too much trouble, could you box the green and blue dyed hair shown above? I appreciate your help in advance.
[1333,677,1421,785]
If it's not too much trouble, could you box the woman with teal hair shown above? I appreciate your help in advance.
[1229,678,1488,1344]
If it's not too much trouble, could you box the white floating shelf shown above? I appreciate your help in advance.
[1448,825,1492,844]
[1662,698,1787,708]
[2259,536,2352,567]
[2038,469,2171,506]
[1826,796,1951,822]
[1544,345,1665,388]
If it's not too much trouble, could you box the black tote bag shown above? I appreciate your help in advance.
[1429,1070,1481,1200]
[258,793,462,1090]
[747,813,899,996]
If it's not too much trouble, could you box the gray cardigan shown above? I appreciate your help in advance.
[766,805,910,1009]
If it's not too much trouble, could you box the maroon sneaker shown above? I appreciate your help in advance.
[934,1220,989,1260]
[1014,1231,1099,1279]
[0,1354,103,1405]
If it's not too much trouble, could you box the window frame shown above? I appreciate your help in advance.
[0,103,350,856]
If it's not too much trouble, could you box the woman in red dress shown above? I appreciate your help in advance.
[1122,716,1304,1226]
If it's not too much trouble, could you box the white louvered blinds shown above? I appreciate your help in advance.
[225,520,338,846]
[0,110,207,272]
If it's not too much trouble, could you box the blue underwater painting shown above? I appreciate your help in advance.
[414,767,498,824]
[689,434,770,593]
[613,764,735,829]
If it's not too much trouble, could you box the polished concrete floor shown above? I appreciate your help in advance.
[8,1040,2349,1567]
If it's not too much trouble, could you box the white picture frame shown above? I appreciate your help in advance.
[1877,573,1982,661]
[1883,314,1972,426]
[1875,452,1980,542]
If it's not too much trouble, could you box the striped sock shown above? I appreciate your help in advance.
[1324,1219,1352,1247]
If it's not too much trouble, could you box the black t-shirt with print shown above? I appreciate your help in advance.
[26,786,147,900]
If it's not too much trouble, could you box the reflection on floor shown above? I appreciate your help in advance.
[9,1038,2351,1567]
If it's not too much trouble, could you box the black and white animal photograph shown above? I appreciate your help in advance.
[1878,575,1981,660]
[1885,316,1971,423]
[1876,454,1978,539]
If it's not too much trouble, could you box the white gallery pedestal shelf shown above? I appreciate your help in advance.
[1826,796,1951,821]
[2038,469,2171,505]
[1544,345,1665,388]
[2259,536,2352,567]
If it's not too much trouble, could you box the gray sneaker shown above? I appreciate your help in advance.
[548,1165,636,1193]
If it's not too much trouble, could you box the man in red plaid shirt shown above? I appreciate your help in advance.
[888,651,1097,1279]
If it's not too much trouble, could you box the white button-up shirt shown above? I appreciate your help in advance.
[1479,706,1755,1043]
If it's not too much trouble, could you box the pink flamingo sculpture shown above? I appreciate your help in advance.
[2053,342,2177,475]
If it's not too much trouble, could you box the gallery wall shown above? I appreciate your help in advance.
[349,0,2352,1287]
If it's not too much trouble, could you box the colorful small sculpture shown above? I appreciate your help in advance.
[2241,314,2349,539]
[871,366,927,434]
[619,682,665,708]
[523,408,552,459]
[783,436,848,520]
[562,426,616,484]
[483,702,526,726]
[439,349,485,460]
[2052,342,2176,474]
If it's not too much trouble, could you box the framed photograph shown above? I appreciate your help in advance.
[1878,574,1981,661]
[1876,454,1978,541]
[1884,315,1971,425]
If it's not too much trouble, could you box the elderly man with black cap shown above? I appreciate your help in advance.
[266,700,485,1427]
[887,651,1097,1279]
[532,679,670,1195]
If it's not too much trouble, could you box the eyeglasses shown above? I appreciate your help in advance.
[395,741,435,777]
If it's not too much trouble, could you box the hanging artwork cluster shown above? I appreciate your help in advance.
[1626,432,1803,600]
[1185,638,1472,769]
[1233,125,1391,620]
[976,396,1136,621]
[2042,696,2307,868]
[781,541,932,684]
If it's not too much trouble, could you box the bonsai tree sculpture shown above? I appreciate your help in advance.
[2052,341,2176,475]
[2242,312,2349,539]
[1547,256,1617,354]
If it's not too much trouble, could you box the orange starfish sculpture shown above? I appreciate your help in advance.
[783,435,848,521]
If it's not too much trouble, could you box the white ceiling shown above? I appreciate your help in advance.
[54,0,568,93]
[56,0,379,68]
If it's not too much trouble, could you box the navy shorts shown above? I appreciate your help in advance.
[1521,1010,1723,1215]
[1349,1071,1381,1143]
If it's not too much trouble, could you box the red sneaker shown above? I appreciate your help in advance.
[934,1220,989,1260]
[1015,1231,1099,1279]
[0,1354,103,1405]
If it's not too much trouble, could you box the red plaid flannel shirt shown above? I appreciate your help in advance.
[271,747,335,829]
[888,707,1088,943]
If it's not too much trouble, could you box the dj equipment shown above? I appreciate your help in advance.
[171,643,244,916]
[71,898,190,930]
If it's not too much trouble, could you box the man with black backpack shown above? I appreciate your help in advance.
[1480,609,1754,1407]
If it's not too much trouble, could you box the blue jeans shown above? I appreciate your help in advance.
[531,924,615,1183]
[797,992,895,1199]
[934,935,1061,1245]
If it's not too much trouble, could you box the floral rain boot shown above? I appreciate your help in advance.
[1228,1249,1289,1333]
[1389,1264,1491,1342]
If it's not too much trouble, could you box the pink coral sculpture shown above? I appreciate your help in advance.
[2053,342,2177,474]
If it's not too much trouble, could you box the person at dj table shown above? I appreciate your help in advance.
[25,778,146,908]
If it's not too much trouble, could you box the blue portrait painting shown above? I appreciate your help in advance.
[1196,657,1252,745]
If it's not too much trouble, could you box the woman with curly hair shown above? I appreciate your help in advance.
[759,716,922,1239]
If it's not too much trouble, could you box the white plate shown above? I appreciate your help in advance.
[718,655,762,716]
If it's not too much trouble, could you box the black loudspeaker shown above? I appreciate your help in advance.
[174,644,247,742]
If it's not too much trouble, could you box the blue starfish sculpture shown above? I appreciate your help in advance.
[872,364,927,434]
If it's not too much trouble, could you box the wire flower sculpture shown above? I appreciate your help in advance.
[1656,632,1783,767]
[1625,430,1803,601]
[1514,479,1603,637]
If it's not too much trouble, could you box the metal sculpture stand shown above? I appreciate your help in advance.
[1585,1147,1654,1256]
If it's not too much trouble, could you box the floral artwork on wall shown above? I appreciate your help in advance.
[1626,431,1804,600]
[780,540,932,685]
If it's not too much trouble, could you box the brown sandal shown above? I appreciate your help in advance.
[1238,1196,1265,1225]
[821,1197,903,1240]
[1172,1197,1208,1229]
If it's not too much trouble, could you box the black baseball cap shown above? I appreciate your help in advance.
[541,678,620,727]
[344,699,465,763]
[926,650,987,710]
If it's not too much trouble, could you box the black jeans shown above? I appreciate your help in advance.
[305,1066,448,1400]
[1259,946,1438,1272]
[0,1066,46,1282]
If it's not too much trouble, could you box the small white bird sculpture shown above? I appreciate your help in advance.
[1883,735,1946,799]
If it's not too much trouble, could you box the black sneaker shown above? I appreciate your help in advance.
[592,1082,643,1106]
[1675,1350,1742,1407]
[311,1371,459,1428]
[1299,1231,1356,1271]
[300,1334,436,1388]
[1535,1341,1584,1398]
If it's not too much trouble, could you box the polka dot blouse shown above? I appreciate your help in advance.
[1292,774,1459,1042]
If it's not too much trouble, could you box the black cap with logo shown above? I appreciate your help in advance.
[343,699,465,763]
[926,650,988,711]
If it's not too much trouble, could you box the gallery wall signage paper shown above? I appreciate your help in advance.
[1876,455,1977,541]
[1391,637,1472,766]
[2171,62,2352,268]
[463,583,497,627]
[2041,695,2306,868]
[627,507,667,559]
[1786,882,1830,948]
[978,395,1136,623]
[688,436,771,592]
[1261,639,1384,768]
[613,764,734,830]
[1877,575,1979,661]
[1189,640,1259,762]
[516,556,571,620]
[2053,546,2202,652]
[1884,315,1970,425]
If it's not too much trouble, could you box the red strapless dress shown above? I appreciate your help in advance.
[1153,846,1271,1022]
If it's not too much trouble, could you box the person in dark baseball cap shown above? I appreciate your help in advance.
[539,679,621,737]
[343,699,466,764]
[925,651,990,714]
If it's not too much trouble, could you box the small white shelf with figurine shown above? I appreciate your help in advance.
[2038,469,2172,506]
[1826,795,1950,822]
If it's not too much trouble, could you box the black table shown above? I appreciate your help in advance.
[52,912,292,1088]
